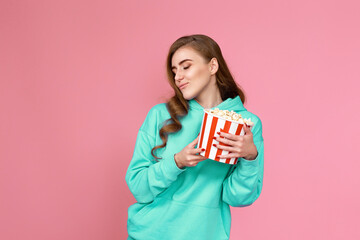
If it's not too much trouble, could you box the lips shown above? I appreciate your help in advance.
[179,82,189,89]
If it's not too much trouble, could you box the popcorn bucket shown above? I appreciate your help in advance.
[197,109,253,165]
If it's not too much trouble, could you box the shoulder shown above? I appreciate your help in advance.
[145,103,169,119]
[139,103,169,134]
[150,102,167,113]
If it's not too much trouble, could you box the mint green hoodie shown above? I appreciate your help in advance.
[126,95,264,240]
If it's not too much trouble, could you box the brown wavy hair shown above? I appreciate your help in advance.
[151,34,247,161]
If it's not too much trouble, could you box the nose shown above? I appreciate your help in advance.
[174,70,184,82]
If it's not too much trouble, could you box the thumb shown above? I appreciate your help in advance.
[191,133,200,146]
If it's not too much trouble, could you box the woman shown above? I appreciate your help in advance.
[125,34,264,240]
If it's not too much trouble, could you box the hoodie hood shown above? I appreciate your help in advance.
[188,95,247,112]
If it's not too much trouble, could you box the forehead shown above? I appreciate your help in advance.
[171,47,202,66]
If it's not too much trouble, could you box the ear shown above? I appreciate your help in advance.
[209,57,219,75]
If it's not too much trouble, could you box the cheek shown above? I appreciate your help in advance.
[187,67,210,80]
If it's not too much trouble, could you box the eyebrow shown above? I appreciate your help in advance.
[171,59,193,70]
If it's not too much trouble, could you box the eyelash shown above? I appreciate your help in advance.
[173,66,190,74]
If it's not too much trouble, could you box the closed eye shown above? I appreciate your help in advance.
[172,65,190,74]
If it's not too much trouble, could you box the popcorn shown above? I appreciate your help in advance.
[207,108,254,126]
[197,108,255,165]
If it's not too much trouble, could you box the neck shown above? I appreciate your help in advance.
[194,79,223,109]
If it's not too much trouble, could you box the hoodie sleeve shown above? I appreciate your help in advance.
[125,106,186,204]
[221,116,264,207]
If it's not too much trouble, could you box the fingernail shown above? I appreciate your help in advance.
[217,131,220,135]
[202,148,205,151]
[212,144,216,147]
[213,136,217,140]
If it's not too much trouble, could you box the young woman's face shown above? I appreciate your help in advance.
[171,47,214,100]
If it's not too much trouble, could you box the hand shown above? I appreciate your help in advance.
[213,124,258,161]
[174,134,207,169]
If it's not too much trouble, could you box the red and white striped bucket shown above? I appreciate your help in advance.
[197,109,253,165]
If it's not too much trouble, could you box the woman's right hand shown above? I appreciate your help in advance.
[174,134,207,169]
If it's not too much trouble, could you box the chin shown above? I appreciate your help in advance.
[181,91,197,101]
[180,84,201,100]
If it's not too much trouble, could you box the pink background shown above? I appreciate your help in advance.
[1,0,359,239]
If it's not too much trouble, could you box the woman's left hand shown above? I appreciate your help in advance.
[214,124,258,160]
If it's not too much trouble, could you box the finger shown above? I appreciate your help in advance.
[192,147,206,154]
[193,155,208,161]
[194,133,201,141]
[191,134,201,146]
[217,153,239,159]
[243,123,252,135]
[214,136,233,146]
[216,131,237,141]
[213,142,235,152]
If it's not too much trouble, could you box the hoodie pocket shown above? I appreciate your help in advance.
[128,197,229,240]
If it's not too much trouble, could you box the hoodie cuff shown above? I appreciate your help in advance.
[239,154,259,175]
[161,153,187,179]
